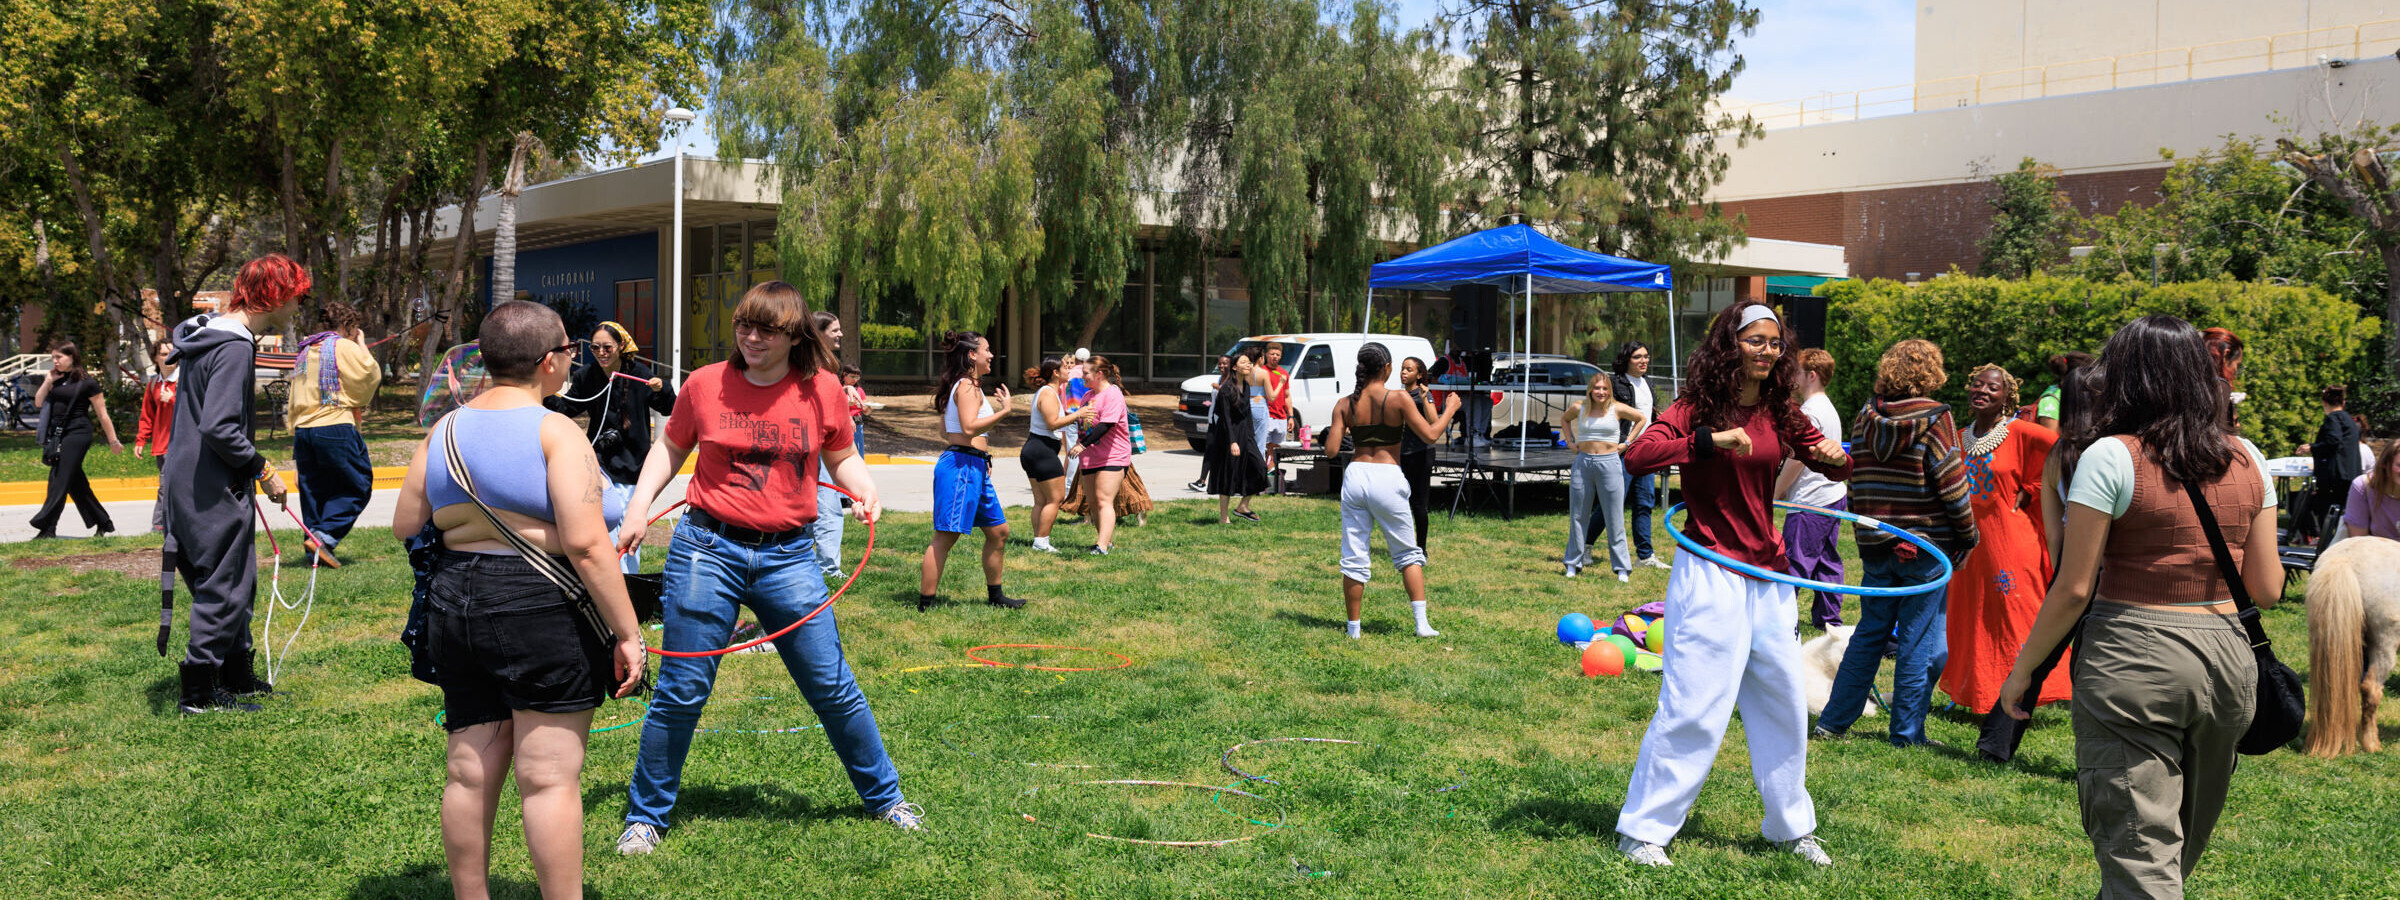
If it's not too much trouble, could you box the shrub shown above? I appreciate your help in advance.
[859,322,923,351]
[1819,273,2382,452]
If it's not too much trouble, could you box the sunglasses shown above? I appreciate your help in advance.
[733,319,789,338]
[548,342,578,357]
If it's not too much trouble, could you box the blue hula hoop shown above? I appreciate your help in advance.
[1661,500,1954,597]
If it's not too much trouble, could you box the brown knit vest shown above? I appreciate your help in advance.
[2095,435,2266,606]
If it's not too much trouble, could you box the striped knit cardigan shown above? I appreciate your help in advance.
[1847,396,1979,557]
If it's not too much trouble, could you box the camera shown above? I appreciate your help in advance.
[594,429,625,451]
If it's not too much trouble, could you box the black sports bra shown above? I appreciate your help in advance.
[1348,394,1406,448]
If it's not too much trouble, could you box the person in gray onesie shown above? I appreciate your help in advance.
[166,254,306,714]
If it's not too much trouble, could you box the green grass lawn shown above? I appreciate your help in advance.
[1,497,2392,898]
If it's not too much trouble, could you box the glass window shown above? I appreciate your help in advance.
[613,279,656,350]
[1294,345,1335,380]
[686,225,716,277]
[1205,258,1252,354]
[1155,263,1201,357]
[746,222,777,288]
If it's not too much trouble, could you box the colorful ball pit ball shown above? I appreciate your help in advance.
[1606,634,1640,663]
[1557,613,1597,646]
[1581,641,1626,677]
[1646,624,1666,654]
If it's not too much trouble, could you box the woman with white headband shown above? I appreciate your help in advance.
[1611,300,1852,869]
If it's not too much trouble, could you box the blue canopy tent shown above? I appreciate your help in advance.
[1367,223,1673,460]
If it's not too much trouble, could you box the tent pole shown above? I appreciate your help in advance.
[1362,288,1372,336]
[1666,289,1679,398]
[1522,274,1532,462]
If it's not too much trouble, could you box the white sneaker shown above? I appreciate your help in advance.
[879,801,927,832]
[1776,833,1832,867]
[615,822,662,855]
[1637,556,1671,570]
[1030,540,1057,554]
[1617,836,1672,867]
[1564,564,1580,578]
[1617,571,1630,583]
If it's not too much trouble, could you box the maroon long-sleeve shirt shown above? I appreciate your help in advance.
[1621,398,1852,571]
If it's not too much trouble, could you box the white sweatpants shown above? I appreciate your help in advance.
[1339,462,1424,583]
[1616,551,1817,846]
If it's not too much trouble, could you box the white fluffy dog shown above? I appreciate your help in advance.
[1801,625,1878,718]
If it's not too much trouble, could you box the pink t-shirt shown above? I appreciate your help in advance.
[2345,474,2400,540]
[1077,385,1131,468]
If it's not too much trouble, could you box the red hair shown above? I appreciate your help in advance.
[229,254,310,314]
[2200,326,2243,385]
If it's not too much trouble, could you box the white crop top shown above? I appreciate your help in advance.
[944,384,995,435]
[1029,385,1061,438]
[1572,411,1623,444]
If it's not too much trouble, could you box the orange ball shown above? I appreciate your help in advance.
[1581,640,1626,677]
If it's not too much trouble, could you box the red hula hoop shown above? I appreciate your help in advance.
[644,485,874,659]
[964,644,1137,672]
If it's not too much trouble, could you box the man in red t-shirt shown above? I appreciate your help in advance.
[1264,344,1293,458]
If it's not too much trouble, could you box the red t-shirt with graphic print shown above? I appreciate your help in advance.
[664,362,853,531]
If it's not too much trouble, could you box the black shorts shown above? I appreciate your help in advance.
[1021,433,1065,481]
[429,551,610,730]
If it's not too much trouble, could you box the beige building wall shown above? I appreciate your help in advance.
[1914,0,2400,109]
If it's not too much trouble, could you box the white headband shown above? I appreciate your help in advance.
[1738,305,1780,331]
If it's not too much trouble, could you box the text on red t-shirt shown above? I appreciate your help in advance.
[664,363,854,531]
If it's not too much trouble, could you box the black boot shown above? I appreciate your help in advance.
[178,662,259,715]
[221,649,273,698]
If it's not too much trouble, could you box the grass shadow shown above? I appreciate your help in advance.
[1270,609,1393,634]
[142,674,177,716]
[1489,797,1621,840]
[348,862,585,900]
[655,782,853,825]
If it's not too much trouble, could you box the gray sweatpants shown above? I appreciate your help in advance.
[1565,452,1630,573]
[2072,601,2255,900]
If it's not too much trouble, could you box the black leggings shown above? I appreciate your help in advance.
[32,428,111,533]
[1401,449,1432,556]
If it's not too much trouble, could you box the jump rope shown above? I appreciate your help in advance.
[252,498,333,687]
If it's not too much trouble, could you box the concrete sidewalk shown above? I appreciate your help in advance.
[0,449,1228,543]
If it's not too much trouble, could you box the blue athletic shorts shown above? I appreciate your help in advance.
[933,449,1006,534]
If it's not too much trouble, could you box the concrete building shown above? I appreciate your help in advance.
[1716,4,2400,281]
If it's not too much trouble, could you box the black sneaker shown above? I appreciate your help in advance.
[986,594,1027,609]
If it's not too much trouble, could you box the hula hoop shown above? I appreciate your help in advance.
[936,715,1097,769]
[435,707,647,735]
[964,644,1136,672]
[1662,500,1954,596]
[1219,737,1467,794]
[644,485,874,658]
[1016,780,1284,848]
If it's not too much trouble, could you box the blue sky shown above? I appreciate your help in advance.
[642,0,1916,161]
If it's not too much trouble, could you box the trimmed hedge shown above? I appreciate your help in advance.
[1818,274,2382,453]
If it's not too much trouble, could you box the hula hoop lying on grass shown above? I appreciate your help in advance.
[1219,737,1467,794]
[1663,500,1954,596]
[1017,780,1284,848]
[965,644,1136,672]
[640,486,875,659]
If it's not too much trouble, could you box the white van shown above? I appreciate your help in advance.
[1172,333,1436,451]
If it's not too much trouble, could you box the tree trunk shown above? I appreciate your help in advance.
[2385,242,2400,382]
[492,133,536,308]
[56,143,127,382]
[30,212,55,355]
[421,141,492,382]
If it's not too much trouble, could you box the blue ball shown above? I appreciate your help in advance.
[1556,613,1597,645]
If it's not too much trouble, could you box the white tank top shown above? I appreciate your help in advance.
[944,383,994,434]
[1572,411,1622,444]
[1029,385,1060,438]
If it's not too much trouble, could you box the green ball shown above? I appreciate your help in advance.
[1606,634,1639,661]
[1646,624,1666,654]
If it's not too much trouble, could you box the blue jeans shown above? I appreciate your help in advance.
[813,483,846,578]
[1816,545,1950,746]
[293,423,372,549]
[625,517,903,828]
[1623,471,1657,559]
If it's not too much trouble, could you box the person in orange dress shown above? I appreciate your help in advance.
[1943,364,2065,714]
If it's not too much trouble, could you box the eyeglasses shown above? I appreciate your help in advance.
[733,319,787,338]
[548,342,578,357]
[1738,336,1786,353]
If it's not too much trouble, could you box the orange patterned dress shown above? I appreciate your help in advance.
[1942,419,2069,713]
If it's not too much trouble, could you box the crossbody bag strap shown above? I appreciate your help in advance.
[441,417,615,642]
[2179,475,2272,650]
